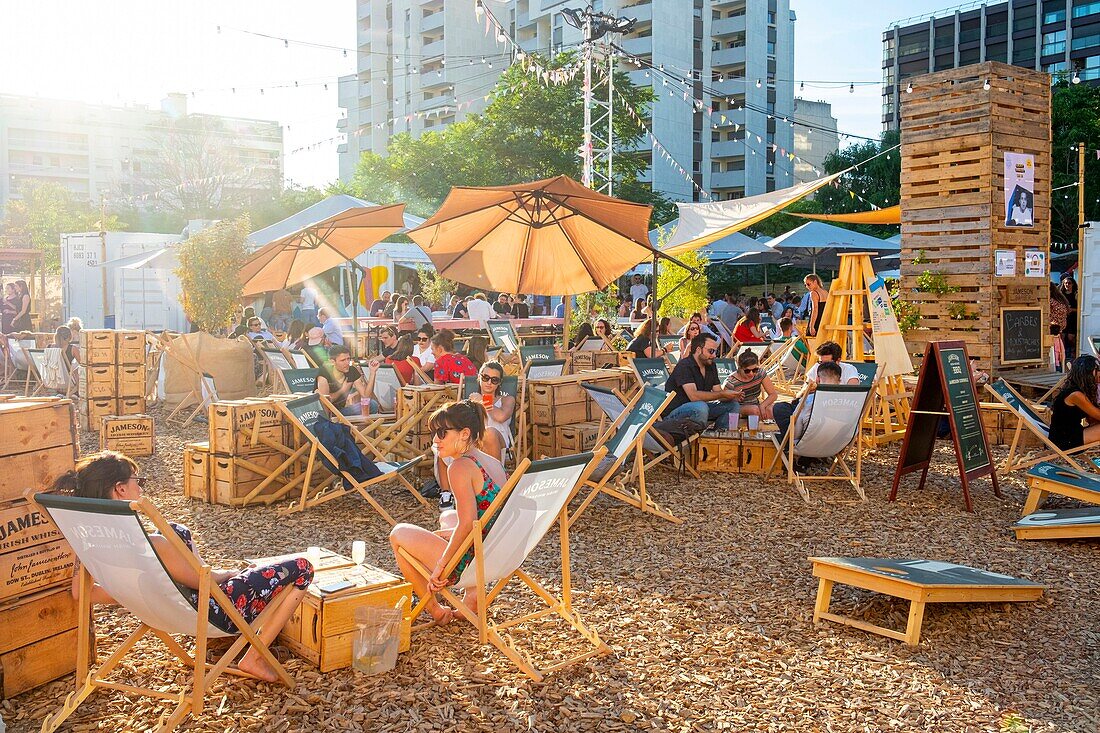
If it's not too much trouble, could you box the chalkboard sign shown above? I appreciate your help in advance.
[1000,307,1044,365]
[889,340,999,512]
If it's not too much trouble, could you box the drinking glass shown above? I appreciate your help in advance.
[747,414,760,431]
[351,540,366,566]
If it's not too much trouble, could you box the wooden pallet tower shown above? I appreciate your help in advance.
[812,253,914,445]
[900,62,1052,375]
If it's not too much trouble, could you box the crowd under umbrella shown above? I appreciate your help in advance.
[240,196,408,346]
[406,175,691,348]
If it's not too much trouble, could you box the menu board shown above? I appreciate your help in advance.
[937,346,990,475]
[1000,308,1044,365]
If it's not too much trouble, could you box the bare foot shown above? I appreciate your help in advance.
[428,603,455,625]
[237,650,279,682]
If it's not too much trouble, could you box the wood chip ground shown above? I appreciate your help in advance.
[5,407,1098,732]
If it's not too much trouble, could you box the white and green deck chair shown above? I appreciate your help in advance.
[574,383,686,523]
[524,358,566,380]
[276,367,320,394]
[370,362,405,417]
[276,392,428,521]
[657,334,680,360]
[841,359,880,388]
[256,345,294,393]
[712,319,736,353]
[1090,336,1100,360]
[23,347,50,396]
[630,357,670,390]
[766,383,875,502]
[714,358,737,384]
[284,348,312,369]
[733,341,772,363]
[985,379,1098,472]
[33,493,294,733]
[486,319,521,354]
[518,344,556,368]
[2,337,35,393]
[400,451,609,682]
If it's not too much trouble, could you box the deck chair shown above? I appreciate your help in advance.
[1090,336,1100,359]
[733,342,772,363]
[167,373,219,426]
[714,358,737,384]
[842,360,880,388]
[301,345,329,370]
[518,344,556,367]
[34,493,293,733]
[712,319,736,351]
[461,374,520,461]
[631,357,670,390]
[406,357,434,385]
[275,367,320,394]
[256,346,294,393]
[23,348,49,396]
[27,347,73,396]
[2,337,34,393]
[276,392,427,521]
[486,319,522,355]
[766,383,875,503]
[401,452,609,681]
[572,383,686,523]
[284,349,312,369]
[985,379,1099,472]
[1021,461,1100,514]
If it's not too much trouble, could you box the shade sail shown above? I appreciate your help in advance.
[407,175,658,295]
[789,205,901,225]
[240,201,406,296]
[663,172,844,256]
[649,221,772,264]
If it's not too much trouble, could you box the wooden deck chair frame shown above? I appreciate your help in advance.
[2,337,34,394]
[570,384,685,524]
[711,319,736,352]
[22,347,49,396]
[985,379,1099,472]
[28,347,76,397]
[33,493,294,733]
[461,373,521,464]
[400,451,609,681]
[284,348,313,370]
[256,344,295,394]
[766,383,876,503]
[167,372,219,426]
[630,357,670,390]
[406,357,434,385]
[276,392,429,522]
[769,337,808,395]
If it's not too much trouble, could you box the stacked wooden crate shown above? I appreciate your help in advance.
[900,62,1051,375]
[528,369,630,458]
[76,329,148,431]
[393,384,459,478]
[99,414,155,457]
[0,397,81,699]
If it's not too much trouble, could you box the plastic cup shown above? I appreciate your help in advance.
[728,413,741,430]
[351,540,366,566]
[482,393,494,410]
[306,546,321,565]
[747,414,760,431]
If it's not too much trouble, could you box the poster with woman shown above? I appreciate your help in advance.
[1004,152,1035,227]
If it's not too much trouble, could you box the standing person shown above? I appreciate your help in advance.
[370,290,392,318]
[431,329,478,384]
[718,295,742,334]
[803,274,828,339]
[1050,282,1070,335]
[512,294,531,320]
[466,293,495,327]
[1047,355,1100,451]
[413,326,437,371]
[316,345,377,416]
[493,293,513,319]
[733,309,766,343]
[55,451,313,682]
[662,333,741,426]
[299,284,318,326]
[318,308,344,346]
[470,361,516,461]
[629,274,649,305]
[1,282,17,333]
[10,280,31,332]
[271,288,294,332]
[388,401,508,624]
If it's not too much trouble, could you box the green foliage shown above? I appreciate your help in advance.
[175,216,250,332]
[416,265,456,309]
[656,247,709,319]
[997,712,1029,733]
[1051,79,1100,246]
[570,287,620,340]
[915,270,959,295]
[346,52,675,226]
[0,181,116,272]
[947,302,978,321]
[889,281,921,334]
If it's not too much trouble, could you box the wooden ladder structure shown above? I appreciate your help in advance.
[810,253,913,446]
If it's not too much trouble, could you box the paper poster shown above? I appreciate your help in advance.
[995,250,1016,277]
[1024,249,1046,278]
[867,276,914,378]
[1004,152,1035,227]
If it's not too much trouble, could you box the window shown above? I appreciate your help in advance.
[767,41,775,54]
[1047,60,1069,73]
[1014,42,1037,63]
[899,33,929,56]
[987,41,1008,61]
[1044,8,1066,23]
[1074,1,1100,17]
[1043,29,1066,55]
[986,16,1009,37]
[1014,13,1037,32]
[960,47,981,63]
[959,21,981,44]
[1073,32,1100,50]
[935,25,954,48]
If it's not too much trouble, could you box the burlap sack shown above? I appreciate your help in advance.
[160,332,256,405]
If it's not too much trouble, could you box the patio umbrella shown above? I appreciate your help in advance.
[408,175,691,348]
[731,221,899,273]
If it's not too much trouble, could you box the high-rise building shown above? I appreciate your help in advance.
[791,98,837,183]
[0,93,282,217]
[339,0,797,202]
[882,0,1100,131]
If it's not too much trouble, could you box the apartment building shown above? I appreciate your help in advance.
[339,0,797,202]
[0,93,282,215]
[791,97,837,183]
[882,0,1100,130]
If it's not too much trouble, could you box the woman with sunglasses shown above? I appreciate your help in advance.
[678,320,702,357]
[470,361,514,461]
[389,401,508,624]
[594,318,614,346]
[722,349,777,420]
[385,334,417,383]
[52,451,313,681]
[411,325,436,369]
[1048,355,1100,451]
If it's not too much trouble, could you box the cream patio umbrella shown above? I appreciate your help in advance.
[407,176,687,346]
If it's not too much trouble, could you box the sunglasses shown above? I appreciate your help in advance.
[479,374,501,384]
[418,336,429,342]
[703,348,718,355]
[129,475,148,489]
[743,367,760,374]
[433,427,455,439]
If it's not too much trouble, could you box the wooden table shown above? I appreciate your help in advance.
[810,557,1044,646]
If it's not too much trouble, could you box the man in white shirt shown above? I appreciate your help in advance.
[629,274,649,305]
[766,294,785,321]
[466,292,496,327]
[803,341,861,385]
[299,285,318,325]
[317,308,344,346]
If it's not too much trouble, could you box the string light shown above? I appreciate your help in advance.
[1073,70,1081,84]
[906,82,913,93]
[755,79,762,88]
[849,83,854,93]
[983,78,990,91]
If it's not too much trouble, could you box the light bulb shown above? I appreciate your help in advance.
[799,81,804,91]
[496,29,507,42]
[475,0,484,18]
[849,83,854,93]
[983,78,990,90]
[906,82,912,93]
[756,79,762,88]
[1073,70,1081,84]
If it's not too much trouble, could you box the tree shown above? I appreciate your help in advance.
[175,216,250,332]
[347,52,675,225]
[0,180,117,271]
[248,185,328,230]
[1051,78,1100,246]
[656,247,709,319]
[416,265,456,309]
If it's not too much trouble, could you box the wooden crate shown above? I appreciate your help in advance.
[0,498,63,556]
[78,364,116,399]
[1,624,82,700]
[555,421,601,454]
[210,451,292,506]
[900,62,1051,375]
[0,399,77,501]
[100,414,155,457]
[0,583,85,698]
[115,364,146,398]
[77,329,115,366]
[116,331,146,365]
[0,534,74,604]
[396,384,459,421]
[271,555,412,673]
[400,431,433,454]
[532,426,555,458]
[116,396,146,416]
[530,400,588,427]
[209,399,285,455]
[78,397,116,432]
[695,435,778,474]
[183,441,211,502]
[979,402,1042,449]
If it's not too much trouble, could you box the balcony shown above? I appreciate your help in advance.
[711,106,745,126]
[710,170,746,189]
[620,36,652,56]
[710,141,745,158]
[621,3,651,23]
[420,93,454,112]
[711,45,745,67]
[421,67,451,88]
[421,10,444,32]
[7,137,88,154]
[421,38,445,58]
[337,117,348,129]
[711,16,745,37]
[358,2,370,20]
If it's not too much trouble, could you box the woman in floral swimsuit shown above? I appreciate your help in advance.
[389,400,507,625]
[54,451,313,682]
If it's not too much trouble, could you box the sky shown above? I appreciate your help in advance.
[0,0,957,190]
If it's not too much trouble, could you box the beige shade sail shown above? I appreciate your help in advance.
[239,202,406,296]
[406,176,659,295]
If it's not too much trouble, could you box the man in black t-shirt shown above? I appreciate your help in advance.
[664,333,741,426]
[493,293,513,319]
[512,294,530,319]
[316,345,379,416]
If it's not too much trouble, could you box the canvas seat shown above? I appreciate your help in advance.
[34,493,294,733]
[401,451,609,681]
[167,373,219,426]
[985,379,1099,472]
[276,392,427,521]
[766,383,875,502]
[573,383,686,523]
[2,337,36,394]
[255,345,295,394]
[275,367,320,394]
[630,357,670,390]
